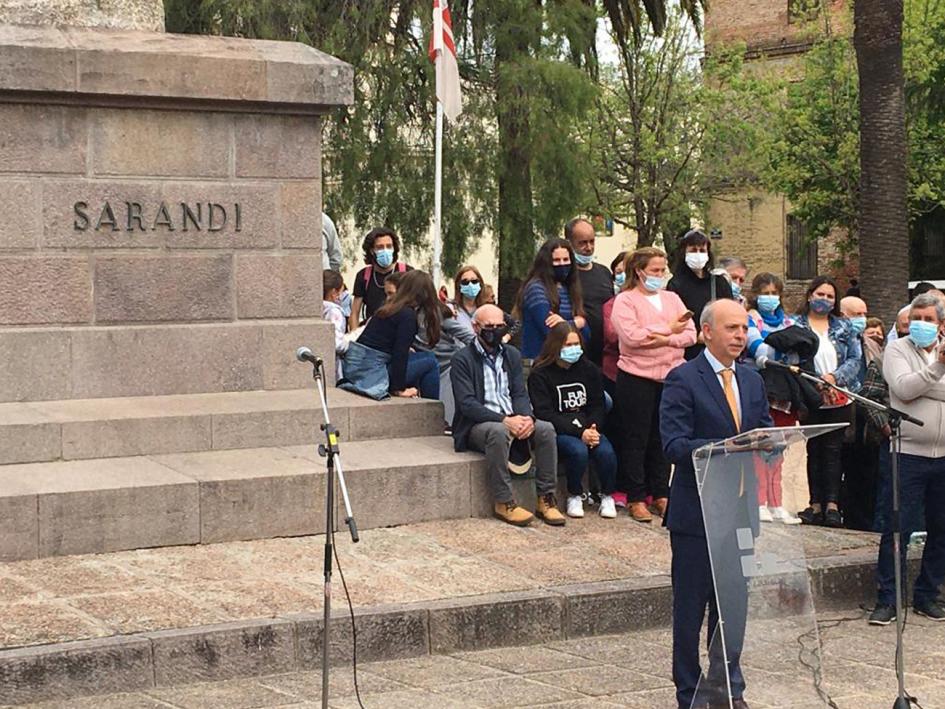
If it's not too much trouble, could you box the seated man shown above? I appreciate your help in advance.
[451,304,566,527]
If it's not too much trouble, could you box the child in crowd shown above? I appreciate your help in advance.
[528,322,617,519]
[746,272,803,524]
[322,270,348,381]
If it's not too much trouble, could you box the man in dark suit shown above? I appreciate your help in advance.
[661,298,773,709]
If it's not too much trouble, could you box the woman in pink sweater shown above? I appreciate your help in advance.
[611,247,697,522]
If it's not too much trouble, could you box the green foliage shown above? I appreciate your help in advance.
[713,0,945,253]
[164,0,704,287]
[581,10,778,250]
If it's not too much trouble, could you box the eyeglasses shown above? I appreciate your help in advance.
[460,278,480,286]
[480,323,503,330]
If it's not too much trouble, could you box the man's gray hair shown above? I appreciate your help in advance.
[701,300,718,328]
[719,256,748,271]
[910,293,945,322]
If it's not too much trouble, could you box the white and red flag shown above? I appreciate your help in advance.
[429,0,462,121]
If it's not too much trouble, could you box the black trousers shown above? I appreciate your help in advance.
[806,406,850,506]
[616,370,670,502]
[841,405,879,530]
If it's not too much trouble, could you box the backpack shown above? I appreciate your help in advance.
[362,262,407,288]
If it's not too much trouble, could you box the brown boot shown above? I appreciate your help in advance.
[535,493,566,526]
[651,497,668,518]
[494,501,534,527]
[629,501,653,523]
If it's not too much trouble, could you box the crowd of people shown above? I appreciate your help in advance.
[320,216,945,635]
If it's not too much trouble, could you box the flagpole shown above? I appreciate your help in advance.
[432,100,444,289]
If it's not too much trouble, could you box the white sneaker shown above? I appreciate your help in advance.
[599,495,617,519]
[566,495,584,518]
[759,505,774,523]
[770,506,802,525]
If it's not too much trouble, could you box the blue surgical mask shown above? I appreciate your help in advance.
[848,316,867,335]
[809,298,833,315]
[731,283,742,298]
[460,282,481,299]
[614,272,626,291]
[374,248,394,268]
[642,274,663,293]
[757,295,780,313]
[553,265,572,283]
[560,345,583,364]
[909,320,940,349]
[574,252,593,266]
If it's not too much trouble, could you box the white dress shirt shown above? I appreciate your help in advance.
[703,348,742,424]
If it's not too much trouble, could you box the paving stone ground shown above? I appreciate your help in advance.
[10,610,945,708]
[0,514,879,650]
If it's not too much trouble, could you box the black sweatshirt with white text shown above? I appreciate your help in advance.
[527,357,607,438]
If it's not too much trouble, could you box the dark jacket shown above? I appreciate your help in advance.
[660,353,773,537]
[450,343,533,452]
[666,266,733,361]
[527,357,606,437]
[760,325,822,417]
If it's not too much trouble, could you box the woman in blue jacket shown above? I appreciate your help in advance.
[516,238,589,362]
[795,275,863,527]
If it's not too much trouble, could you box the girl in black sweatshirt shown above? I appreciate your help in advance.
[527,322,618,519]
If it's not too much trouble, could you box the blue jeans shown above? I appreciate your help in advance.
[556,432,617,496]
[400,351,440,400]
[876,452,945,606]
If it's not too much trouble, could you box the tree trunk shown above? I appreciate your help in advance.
[854,0,909,326]
[494,7,536,313]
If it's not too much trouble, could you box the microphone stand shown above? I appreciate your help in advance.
[298,350,359,709]
[781,364,922,709]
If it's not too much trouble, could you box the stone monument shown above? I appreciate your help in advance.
[0,0,164,31]
[0,2,363,560]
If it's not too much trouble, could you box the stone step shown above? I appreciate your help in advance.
[0,387,446,465]
[0,319,336,403]
[0,436,487,561]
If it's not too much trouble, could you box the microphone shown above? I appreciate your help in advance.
[757,356,800,374]
[296,346,322,367]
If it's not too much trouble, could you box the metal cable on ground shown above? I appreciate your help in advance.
[332,526,366,709]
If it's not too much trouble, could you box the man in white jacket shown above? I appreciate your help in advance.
[870,293,945,625]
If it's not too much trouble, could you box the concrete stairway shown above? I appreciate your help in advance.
[0,388,489,561]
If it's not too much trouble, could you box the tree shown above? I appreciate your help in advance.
[853,0,909,325]
[583,9,774,249]
[163,1,706,304]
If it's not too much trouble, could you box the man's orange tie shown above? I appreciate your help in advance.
[720,369,741,432]
[721,368,745,496]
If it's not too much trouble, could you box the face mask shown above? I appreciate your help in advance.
[559,345,583,364]
[685,252,709,271]
[553,265,572,283]
[614,272,626,289]
[848,316,867,335]
[731,283,742,298]
[809,298,833,315]
[460,282,481,299]
[641,273,663,293]
[574,252,593,266]
[909,320,940,349]
[478,325,507,349]
[757,295,780,313]
[374,248,394,268]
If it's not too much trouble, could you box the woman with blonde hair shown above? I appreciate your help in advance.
[612,247,696,522]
